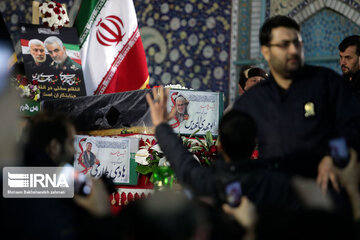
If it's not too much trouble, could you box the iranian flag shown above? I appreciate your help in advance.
[75,0,149,95]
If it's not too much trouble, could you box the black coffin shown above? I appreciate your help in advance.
[42,89,153,131]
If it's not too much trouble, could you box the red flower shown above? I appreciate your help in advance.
[32,80,39,85]
[39,3,43,7]
[151,139,157,146]
[210,145,217,154]
[20,76,29,86]
[54,7,60,14]
[45,12,51,17]
[251,150,259,160]
[48,3,54,8]
[58,16,62,20]
[62,10,65,14]
[56,2,62,7]
[204,151,211,157]
[146,139,151,145]
[44,22,49,27]
[139,139,146,147]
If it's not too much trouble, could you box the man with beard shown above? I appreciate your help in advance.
[233,15,360,192]
[44,36,81,72]
[26,39,49,70]
[174,95,189,123]
[339,35,360,94]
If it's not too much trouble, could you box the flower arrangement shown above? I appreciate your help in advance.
[183,130,218,166]
[135,139,168,177]
[146,84,193,90]
[39,1,70,31]
[12,74,41,101]
[135,130,219,185]
[164,84,192,90]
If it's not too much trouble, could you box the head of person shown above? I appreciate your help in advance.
[219,110,257,161]
[243,67,268,91]
[86,142,92,152]
[238,64,254,92]
[338,35,360,78]
[260,15,304,79]
[23,112,76,166]
[175,95,188,114]
[28,39,46,65]
[44,36,67,64]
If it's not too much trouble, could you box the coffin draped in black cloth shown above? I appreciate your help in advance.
[42,89,153,131]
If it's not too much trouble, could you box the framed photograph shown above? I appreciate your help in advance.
[19,23,86,100]
[167,89,223,136]
[73,135,139,185]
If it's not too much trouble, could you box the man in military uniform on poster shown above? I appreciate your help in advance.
[44,36,81,72]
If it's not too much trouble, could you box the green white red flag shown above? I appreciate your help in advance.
[75,0,149,95]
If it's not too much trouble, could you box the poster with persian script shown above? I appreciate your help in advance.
[167,90,223,136]
[19,23,86,100]
[73,135,139,185]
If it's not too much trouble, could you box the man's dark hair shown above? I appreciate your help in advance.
[219,110,256,160]
[24,112,74,151]
[238,64,254,89]
[260,15,300,46]
[338,35,360,55]
[248,67,268,79]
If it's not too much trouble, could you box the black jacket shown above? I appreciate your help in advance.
[155,123,299,209]
[233,65,360,177]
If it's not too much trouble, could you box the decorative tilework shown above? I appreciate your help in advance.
[269,0,308,16]
[261,0,360,76]
[249,0,262,59]
[134,0,232,101]
[237,0,251,59]
[229,0,240,104]
[302,9,360,73]
[266,0,360,19]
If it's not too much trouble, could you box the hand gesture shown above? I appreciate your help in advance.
[316,155,339,192]
[146,86,176,127]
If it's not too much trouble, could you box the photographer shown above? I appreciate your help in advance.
[146,87,299,209]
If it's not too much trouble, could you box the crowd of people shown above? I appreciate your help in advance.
[1,15,360,239]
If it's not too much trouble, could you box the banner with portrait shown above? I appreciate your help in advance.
[73,135,139,185]
[167,90,223,136]
[19,23,86,100]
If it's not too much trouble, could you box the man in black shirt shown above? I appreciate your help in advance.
[233,15,360,191]
[339,35,360,94]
